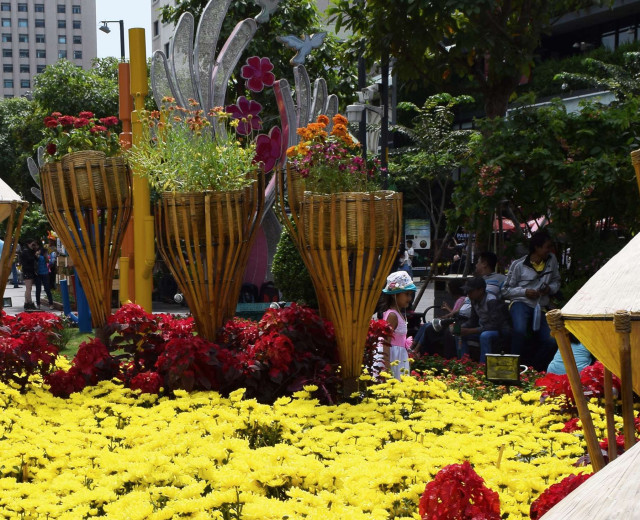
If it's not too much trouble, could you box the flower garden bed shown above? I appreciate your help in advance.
[0,308,638,519]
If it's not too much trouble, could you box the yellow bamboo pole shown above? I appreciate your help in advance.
[129,28,152,312]
[614,311,636,451]
[547,309,606,472]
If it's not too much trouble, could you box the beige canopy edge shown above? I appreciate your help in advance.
[559,233,640,393]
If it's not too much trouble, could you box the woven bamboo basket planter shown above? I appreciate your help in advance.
[0,201,28,301]
[286,163,306,212]
[302,191,397,249]
[156,174,264,340]
[41,151,129,208]
[160,190,247,241]
[40,155,133,329]
[276,167,402,390]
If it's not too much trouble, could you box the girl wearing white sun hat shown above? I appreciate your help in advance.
[375,271,417,380]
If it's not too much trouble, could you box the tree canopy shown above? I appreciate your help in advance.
[328,0,609,118]
[32,58,120,118]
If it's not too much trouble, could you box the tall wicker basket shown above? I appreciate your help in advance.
[0,201,28,302]
[41,151,129,208]
[276,167,402,392]
[155,174,264,340]
[40,152,133,330]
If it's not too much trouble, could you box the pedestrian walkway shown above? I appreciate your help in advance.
[2,278,437,318]
[1,284,188,316]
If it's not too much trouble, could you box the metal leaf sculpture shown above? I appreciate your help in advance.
[150,0,339,218]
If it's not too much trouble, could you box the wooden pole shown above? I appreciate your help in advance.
[614,310,636,451]
[547,309,606,471]
[129,28,152,311]
[603,368,617,462]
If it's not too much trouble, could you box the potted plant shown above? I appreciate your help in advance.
[277,114,402,392]
[38,111,128,207]
[127,89,281,340]
[36,112,132,338]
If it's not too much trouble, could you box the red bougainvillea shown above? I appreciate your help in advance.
[530,473,592,519]
[419,461,500,520]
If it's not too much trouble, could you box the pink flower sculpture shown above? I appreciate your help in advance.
[241,56,275,92]
[226,96,263,136]
[254,127,282,172]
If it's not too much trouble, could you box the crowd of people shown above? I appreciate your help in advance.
[379,230,592,379]
[10,237,57,311]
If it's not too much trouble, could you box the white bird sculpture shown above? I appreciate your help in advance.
[276,33,327,65]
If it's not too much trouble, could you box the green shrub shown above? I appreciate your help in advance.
[271,222,318,308]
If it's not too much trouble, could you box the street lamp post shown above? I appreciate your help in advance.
[99,20,125,62]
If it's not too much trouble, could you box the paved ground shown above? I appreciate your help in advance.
[2,277,437,319]
[1,283,187,316]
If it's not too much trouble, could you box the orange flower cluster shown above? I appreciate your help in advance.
[287,114,356,159]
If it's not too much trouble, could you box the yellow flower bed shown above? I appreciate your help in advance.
[0,376,596,519]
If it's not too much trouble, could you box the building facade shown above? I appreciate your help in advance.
[0,0,96,99]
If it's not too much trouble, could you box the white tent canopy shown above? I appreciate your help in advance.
[0,177,23,223]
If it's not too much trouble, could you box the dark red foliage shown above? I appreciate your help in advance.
[363,319,393,374]
[218,317,259,350]
[419,461,501,520]
[155,336,220,392]
[530,473,591,519]
[73,338,120,385]
[45,367,86,398]
[0,311,63,392]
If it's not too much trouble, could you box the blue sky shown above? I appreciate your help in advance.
[96,1,153,60]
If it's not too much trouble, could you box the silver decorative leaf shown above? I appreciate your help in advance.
[325,94,339,130]
[210,19,258,135]
[31,187,41,201]
[310,78,328,122]
[170,12,197,108]
[27,156,40,186]
[37,146,44,169]
[293,65,311,130]
[151,51,178,110]
[274,79,297,151]
[194,0,232,112]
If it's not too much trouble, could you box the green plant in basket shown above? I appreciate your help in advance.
[39,112,121,162]
[286,114,383,194]
[128,97,264,192]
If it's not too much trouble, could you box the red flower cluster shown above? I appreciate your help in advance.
[530,473,592,519]
[250,331,296,379]
[580,361,621,399]
[45,338,119,398]
[419,461,501,520]
[40,111,121,161]
[0,311,63,392]
[598,435,627,456]
[155,336,219,392]
[363,319,393,373]
[534,361,621,406]
[561,417,581,433]
[129,371,163,394]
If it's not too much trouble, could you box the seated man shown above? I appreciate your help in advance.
[474,251,506,298]
[459,276,511,363]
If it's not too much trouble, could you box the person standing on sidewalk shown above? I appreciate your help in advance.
[35,245,54,309]
[11,243,21,288]
[20,239,38,310]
